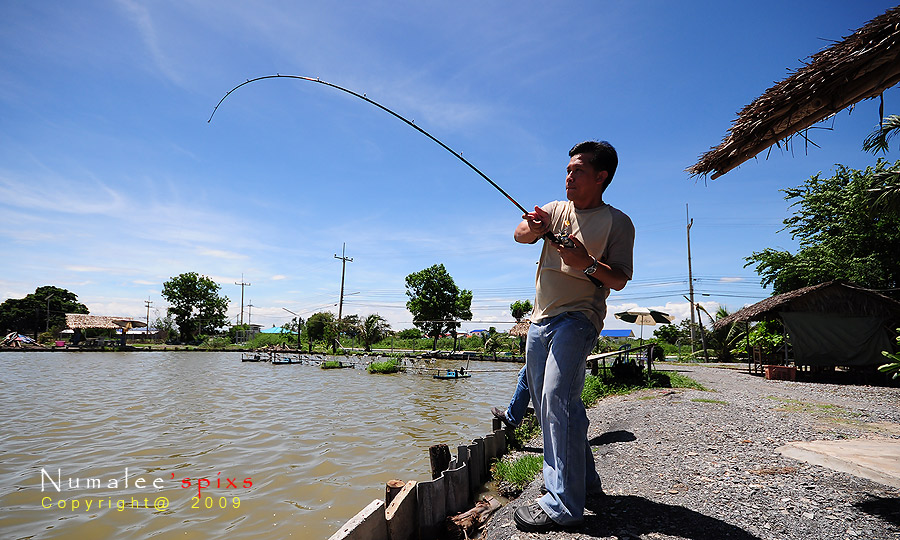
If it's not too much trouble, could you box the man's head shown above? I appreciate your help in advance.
[568,140,617,191]
[565,140,617,209]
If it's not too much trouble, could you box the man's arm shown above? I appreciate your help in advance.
[558,236,630,291]
[514,205,551,244]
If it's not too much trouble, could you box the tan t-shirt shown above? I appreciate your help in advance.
[531,200,635,333]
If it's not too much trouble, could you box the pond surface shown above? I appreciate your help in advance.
[0,351,518,539]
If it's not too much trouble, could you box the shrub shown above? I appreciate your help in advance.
[367,359,400,374]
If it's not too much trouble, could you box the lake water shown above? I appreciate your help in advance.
[0,351,518,539]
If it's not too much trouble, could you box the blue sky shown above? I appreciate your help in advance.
[2,1,898,335]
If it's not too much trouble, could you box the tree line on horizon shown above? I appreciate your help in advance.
[3,146,898,346]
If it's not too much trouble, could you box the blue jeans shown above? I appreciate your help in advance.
[526,311,601,525]
[505,365,529,426]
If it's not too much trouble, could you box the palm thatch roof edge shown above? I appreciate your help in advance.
[688,7,900,179]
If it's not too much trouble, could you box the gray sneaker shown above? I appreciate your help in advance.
[491,407,516,428]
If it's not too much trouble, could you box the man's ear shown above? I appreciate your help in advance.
[595,170,609,186]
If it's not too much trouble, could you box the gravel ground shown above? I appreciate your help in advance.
[482,364,900,540]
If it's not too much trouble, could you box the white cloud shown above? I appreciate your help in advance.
[114,0,183,85]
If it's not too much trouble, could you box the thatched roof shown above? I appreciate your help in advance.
[509,320,531,337]
[714,280,900,329]
[688,7,900,179]
[65,314,147,330]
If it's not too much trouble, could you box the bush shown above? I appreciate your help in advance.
[367,359,400,374]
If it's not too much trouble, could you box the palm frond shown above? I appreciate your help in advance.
[863,115,900,154]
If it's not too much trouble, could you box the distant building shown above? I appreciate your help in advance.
[601,329,634,341]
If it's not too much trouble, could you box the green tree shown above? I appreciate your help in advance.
[696,305,746,362]
[405,264,473,350]
[397,328,422,339]
[306,311,336,349]
[745,160,900,299]
[284,316,304,348]
[510,300,533,322]
[0,286,89,338]
[338,314,361,339]
[653,323,682,345]
[153,312,177,342]
[161,272,229,341]
[358,314,390,352]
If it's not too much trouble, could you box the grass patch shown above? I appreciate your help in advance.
[509,415,541,450]
[321,360,342,369]
[367,359,400,374]
[492,454,543,490]
[581,369,707,407]
[692,398,728,404]
[765,396,860,417]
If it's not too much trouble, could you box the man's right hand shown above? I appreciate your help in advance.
[515,206,551,243]
[524,206,551,235]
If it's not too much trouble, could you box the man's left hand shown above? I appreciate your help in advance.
[556,235,593,271]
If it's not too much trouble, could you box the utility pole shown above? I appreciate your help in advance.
[235,274,251,326]
[247,300,254,326]
[686,204,696,353]
[334,244,353,324]
[283,307,301,352]
[145,298,153,342]
[334,243,353,352]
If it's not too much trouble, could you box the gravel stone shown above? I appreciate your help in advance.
[482,364,900,540]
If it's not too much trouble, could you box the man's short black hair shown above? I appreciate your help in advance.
[569,140,618,188]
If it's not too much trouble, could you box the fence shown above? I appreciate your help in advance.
[327,418,509,540]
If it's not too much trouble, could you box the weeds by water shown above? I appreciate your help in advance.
[492,454,543,490]
[508,415,541,450]
[367,359,400,374]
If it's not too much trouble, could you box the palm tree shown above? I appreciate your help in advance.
[695,305,746,362]
[358,314,390,352]
[863,114,900,154]
[863,115,900,212]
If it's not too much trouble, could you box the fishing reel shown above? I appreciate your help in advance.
[548,231,575,248]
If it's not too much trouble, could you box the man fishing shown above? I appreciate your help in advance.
[512,140,634,532]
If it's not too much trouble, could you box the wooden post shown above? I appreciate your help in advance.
[385,479,405,506]
[429,444,451,479]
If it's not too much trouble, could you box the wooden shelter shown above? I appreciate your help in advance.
[715,281,900,367]
[688,6,900,179]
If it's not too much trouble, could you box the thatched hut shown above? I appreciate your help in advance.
[64,314,147,330]
[715,281,900,367]
[688,6,900,179]
[508,320,531,338]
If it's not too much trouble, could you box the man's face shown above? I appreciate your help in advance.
[565,153,607,207]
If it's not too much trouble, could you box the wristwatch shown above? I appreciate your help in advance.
[583,257,599,276]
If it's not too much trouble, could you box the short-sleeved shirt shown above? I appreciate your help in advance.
[531,200,635,333]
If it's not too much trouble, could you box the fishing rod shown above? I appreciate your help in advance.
[208,74,563,244]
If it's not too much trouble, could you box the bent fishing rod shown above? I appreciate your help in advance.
[208,74,563,245]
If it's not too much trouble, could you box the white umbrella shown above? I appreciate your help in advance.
[613,308,674,344]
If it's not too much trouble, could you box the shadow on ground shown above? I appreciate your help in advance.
[591,429,636,445]
[855,495,900,526]
[582,495,762,540]
[520,430,636,454]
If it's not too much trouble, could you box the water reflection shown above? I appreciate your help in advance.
[0,352,518,539]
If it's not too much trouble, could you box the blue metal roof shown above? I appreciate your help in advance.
[601,329,634,338]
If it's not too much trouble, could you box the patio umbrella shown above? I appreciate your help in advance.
[614,308,674,345]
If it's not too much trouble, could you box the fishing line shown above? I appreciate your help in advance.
[208,74,560,243]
